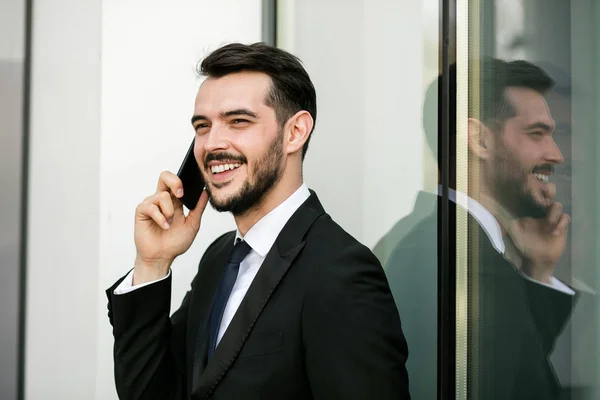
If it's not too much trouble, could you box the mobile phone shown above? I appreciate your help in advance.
[177,139,205,210]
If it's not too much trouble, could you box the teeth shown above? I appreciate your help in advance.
[211,163,241,174]
[534,173,549,183]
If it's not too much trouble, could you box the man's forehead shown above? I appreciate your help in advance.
[194,72,271,115]
[505,87,553,124]
[197,72,271,99]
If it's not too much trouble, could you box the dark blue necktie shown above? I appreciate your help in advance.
[207,239,252,359]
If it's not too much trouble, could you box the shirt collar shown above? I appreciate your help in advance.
[438,185,506,254]
[235,183,311,257]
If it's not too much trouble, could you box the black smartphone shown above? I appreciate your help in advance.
[177,139,205,210]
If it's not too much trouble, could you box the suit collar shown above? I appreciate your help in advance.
[193,190,325,398]
[273,189,324,255]
[438,186,506,254]
[236,183,311,257]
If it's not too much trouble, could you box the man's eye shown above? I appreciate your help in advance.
[195,124,210,133]
[232,119,250,124]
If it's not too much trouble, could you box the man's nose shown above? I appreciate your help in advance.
[545,138,565,164]
[203,125,230,153]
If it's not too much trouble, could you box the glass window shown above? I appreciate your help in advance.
[462,1,600,398]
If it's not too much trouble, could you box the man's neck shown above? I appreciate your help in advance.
[234,176,303,236]
[468,183,516,235]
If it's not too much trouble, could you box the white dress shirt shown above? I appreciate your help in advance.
[447,187,575,295]
[114,183,311,346]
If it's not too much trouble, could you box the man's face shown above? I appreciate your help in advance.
[191,71,285,216]
[487,87,564,218]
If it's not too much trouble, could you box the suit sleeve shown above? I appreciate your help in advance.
[106,272,191,400]
[105,232,230,400]
[525,279,578,354]
[302,243,411,399]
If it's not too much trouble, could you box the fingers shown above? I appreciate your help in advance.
[138,171,203,231]
[137,191,179,230]
[186,189,209,230]
[137,201,171,230]
[552,213,571,236]
[157,171,184,198]
[546,202,563,226]
[542,182,557,202]
[156,191,176,224]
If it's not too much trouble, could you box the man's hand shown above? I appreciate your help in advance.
[133,171,209,284]
[506,202,570,284]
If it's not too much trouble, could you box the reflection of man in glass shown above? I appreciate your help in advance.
[384,58,577,399]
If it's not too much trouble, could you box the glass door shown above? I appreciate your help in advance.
[459,0,600,398]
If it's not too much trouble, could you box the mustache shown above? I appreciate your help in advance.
[531,164,554,174]
[204,152,247,169]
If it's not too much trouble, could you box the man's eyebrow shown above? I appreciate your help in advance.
[219,109,258,119]
[523,122,554,132]
[191,109,258,126]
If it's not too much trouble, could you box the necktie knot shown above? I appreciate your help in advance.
[228,239,252,264]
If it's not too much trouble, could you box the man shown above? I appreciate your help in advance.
[383,58,576,399]
[105,42,410,400]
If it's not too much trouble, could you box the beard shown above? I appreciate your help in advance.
[205,131,284,216]
[489,141,549,219]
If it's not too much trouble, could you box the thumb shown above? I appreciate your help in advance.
[186,189,209,231]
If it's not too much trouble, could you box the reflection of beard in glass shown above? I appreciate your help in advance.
[490,138,549,219]
[206,130,284,216]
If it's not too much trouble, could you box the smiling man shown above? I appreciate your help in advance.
[105,42,410,400]
[383,58,576,400]
[465,60,576,400]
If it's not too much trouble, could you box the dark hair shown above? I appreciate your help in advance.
[198,42,317,160]
[423,58,555,181]
[475,58,555,131]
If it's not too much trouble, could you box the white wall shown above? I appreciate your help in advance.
[26,0,261,399]
[26,0,102,398]
[362,0,438,248]
[279,0,439,249]
[287,0,367,239]
[0,0,25,61]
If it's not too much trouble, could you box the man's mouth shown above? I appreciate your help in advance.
[533,173,549,184]
[210,162,242,175]
[532,165,554,184]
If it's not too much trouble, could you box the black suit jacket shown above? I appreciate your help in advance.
[106,191,410,400]
[385,191,576,399]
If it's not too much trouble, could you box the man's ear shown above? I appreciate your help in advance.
[284,110,313,156]
[467,118,493,160]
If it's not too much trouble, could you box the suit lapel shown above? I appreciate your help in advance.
[193,191,325,399]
